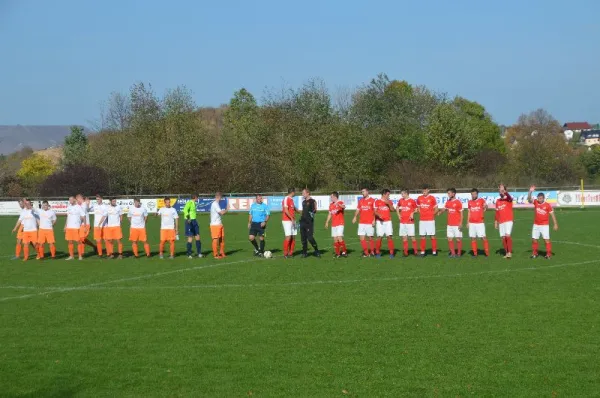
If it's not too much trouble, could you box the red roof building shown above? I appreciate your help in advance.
[563,122,593,130]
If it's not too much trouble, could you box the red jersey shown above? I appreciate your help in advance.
[495,193,514,223]
[374,199,393,222]
[533,200,553,225]
[282,196,296,221]
[358,197,375,224]
[329,201,345,227]
[398,198,417,224]
[468,198,486,223]
[417,195,437,221]
[445,199,463,226]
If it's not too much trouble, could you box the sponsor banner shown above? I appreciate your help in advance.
[558,190,600,206]
[49,200,70,214]
[227,197,268,212]
[172,198,228,213]
[141,199,158,213]
[157,197,178,210]
[116,198,134,214]
[268,196,301,212]
[0,201,21,215]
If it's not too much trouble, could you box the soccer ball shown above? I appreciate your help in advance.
[263,251,273,259]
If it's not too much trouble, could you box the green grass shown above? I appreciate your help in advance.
[1,209,599,397]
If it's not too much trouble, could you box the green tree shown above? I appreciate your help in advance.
[17,154,56,193]
[62,126,89,166]
[581,145,600,178]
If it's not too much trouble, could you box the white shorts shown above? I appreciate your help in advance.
[358,223,374,237]
[419,220,436,236]
[447,226,463,239]
[376,220,393,237]
[468,223,486,238]
[532,224,550,240]
[282,220,298,236]
[331,225,344,237]
[499,221,513,237]
[399,223,415,237]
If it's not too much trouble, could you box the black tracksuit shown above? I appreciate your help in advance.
[300,198,319,254]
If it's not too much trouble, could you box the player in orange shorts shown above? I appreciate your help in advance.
[12,199,35,260]
[209,192,228,258]
[128,198,151,257]
[90,194,107,256]
[99,198,124,259]
[76,194,96,253]
[65,196,85,260]
[12,199,39,261]
[157,198,179,259]
[37,200,57,259]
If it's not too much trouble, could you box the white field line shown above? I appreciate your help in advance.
[1,259,598,292]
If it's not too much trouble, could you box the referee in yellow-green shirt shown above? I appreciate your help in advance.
[183,194,202,258]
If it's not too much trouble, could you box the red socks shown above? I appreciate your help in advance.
[532,241,539,255]
[546,241,552,257]
[403,240,409,256]
[420,238,426,253]
[387,239,394,255]
[412,240,418,255]
[375,238,382,254]
[369,238,375,254]
[483,239,489,256]
[471,240,478,256]
[360,240,369,255]
[334,242,340,255]
[431,237,437,253]
[448,240,455,255]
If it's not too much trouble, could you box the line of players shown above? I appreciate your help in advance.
[280,184,558,259]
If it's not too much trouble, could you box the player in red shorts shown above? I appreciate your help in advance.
[467,188,490,257]
[437,188,463,257]
[527,185,558,259]
[374,189,395,258]
[416,185,438,256]
[495,184,514,259]
[352,188,376,257]
[396,189,418,256]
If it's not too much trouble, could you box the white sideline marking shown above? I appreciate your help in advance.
[1,259,598,292]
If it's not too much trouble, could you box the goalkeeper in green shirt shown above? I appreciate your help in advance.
[183,194,202,258]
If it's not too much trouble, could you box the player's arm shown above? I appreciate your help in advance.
[311,200,317,215]
[12,217,22,233]
[174,213,179,231]
[325,211,332,228]
[248,211,253,229]
[218,206,227,216]
[51,213,57,226]
[386,199,395,212]
[283,202,293,221]
[551,210,558,231]
[459,207,464,229]
[352,207,359,224]
[527,185,535,204]
[183,201,191,222]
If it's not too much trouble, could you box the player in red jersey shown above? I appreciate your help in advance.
[416,185,438,256]
[325,191,347,258]
[437,188,463,257]
[374,189,395,258]
[495,184,514,259]
[467,188,490,257]
[281,188,298,258]
[527,185,558,259]
[352,188,376,257]
[396,189,418,256]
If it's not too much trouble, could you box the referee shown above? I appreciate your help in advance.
[300,188,320,258]
[248,194,270,256]
[183,194,202,258]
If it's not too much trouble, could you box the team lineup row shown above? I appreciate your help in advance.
[11,184,558,261]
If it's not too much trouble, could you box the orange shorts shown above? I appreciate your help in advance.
[17,225,24,240]
[79,225,90,239]
[38,229,55,244]
[104,226,123,240]
[94,227,104,241]
[210,225,224,239]
[129,228,147,242]
[22,231,38,244]
[65,228,81,242]
[160,229,176,242]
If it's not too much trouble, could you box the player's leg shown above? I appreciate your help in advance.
[306,224,319,255]
[358,224,369,256]
[542,225,551,258]
[22,237,30,261]
[447,226,455,256]
[14,238,23,259]
[219,228,226,258]
[249,233,259,254]
[300,223,308,256]
[142,237,151,257]
[194,235,202,257]
[544,238,552,258]
[131,232,139,257]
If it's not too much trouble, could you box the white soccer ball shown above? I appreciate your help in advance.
[263,251,273,259]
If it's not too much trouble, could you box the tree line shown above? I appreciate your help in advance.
[2,73,598,197]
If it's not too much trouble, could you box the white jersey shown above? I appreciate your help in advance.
[158,207,178,229]
[105,205,122,227]
[210,201,223,226]
[128,206,148,229]
[66,204,85,229]
[18,209,38,232]
[38,209,57,230]
[80,202,91,225]
[90,203,107,228]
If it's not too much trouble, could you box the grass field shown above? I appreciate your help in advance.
[1,208,599,397]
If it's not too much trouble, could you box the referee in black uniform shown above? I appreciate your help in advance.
[300,188,320,258]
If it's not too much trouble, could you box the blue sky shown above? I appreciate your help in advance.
[1,0,598,127]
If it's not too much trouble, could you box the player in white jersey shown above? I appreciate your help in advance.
[210,192,228,259]
[12,199,39,261]
[76,194,96,253]
[157,197,179,259]
[89,194,107,256]
[12,198,35,260]
[99,198,123,259]
[37,200,57,259]
[64,196,85,261]
[128,198,150,257]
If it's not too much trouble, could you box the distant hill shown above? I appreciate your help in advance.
[0,125,87,155]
